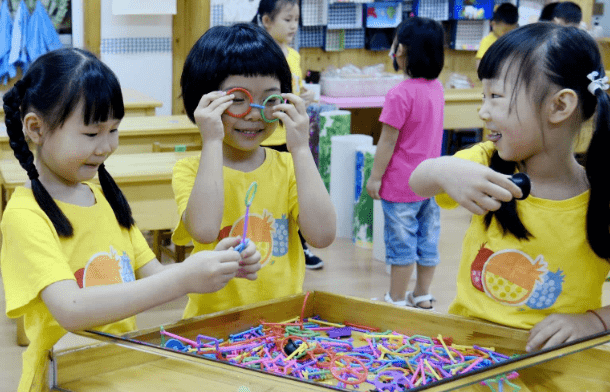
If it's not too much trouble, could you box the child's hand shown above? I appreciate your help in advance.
[435,158,522,215]
[300,88,315,106]
[193,91,234,142]
[273,93,310,153]
[366,176,382,200]
[215,236,261,280]
[180,250,241,294]
[526,312,605,352]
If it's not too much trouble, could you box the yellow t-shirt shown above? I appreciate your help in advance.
[172,148,303,318]
[436,142,610,329]
[1,183,155,392]
[475,32,498,60]
[262,46,304,147]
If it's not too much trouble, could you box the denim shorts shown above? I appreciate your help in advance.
[382,198,441,267]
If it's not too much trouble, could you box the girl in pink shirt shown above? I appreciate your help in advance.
[366,17,445,310]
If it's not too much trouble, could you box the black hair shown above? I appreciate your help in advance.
[478,23,610,259]
[251,0,299,24]
[493,3,519,25]
[552,1,582,24]
[394,17,444,80]
[181,23,293,124]
[539,2,558,21]
[2,47,134,237]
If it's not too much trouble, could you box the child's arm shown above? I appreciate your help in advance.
[275,93,336,248]
[183,91,233,243]
[366,124,399,200]
[526,307,610,352]
[409,156,522,215]
[40,244,254,332]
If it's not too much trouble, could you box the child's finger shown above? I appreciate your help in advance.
[216,236,241,251]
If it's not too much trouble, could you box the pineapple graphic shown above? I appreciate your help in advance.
[526,269,564,309]
[482,249,547,306]
[272,214,289,257]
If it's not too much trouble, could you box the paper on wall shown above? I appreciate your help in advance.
[112,0,176,15]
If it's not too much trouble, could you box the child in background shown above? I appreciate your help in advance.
[366,17,445,310]
[475,3,518,69]
[410,23,610,352]
[252,0,323,269]
[174,23,336,318]
[549,1,582,27]
[1,48,260,392]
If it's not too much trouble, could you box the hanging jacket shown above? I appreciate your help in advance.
[0,0,16,84]
[9,0,30,73]
[26,0,62,63]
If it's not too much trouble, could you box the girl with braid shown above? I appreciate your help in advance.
[1,48,260,392]
[410,24,610,352]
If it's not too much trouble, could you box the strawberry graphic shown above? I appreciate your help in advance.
[471,243,493,292]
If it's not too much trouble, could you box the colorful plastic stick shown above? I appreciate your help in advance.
[235,181,257,252]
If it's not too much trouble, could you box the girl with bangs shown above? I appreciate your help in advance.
[2,48,260,391]
[410,23,610,352]
[175,23,335,319]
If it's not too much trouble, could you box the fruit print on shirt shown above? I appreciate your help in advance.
[220,210,280,267]
[74,246,135,288]
[470,244,564,309]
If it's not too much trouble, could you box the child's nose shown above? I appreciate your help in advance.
[96,135,117,155]
[245,104,264,120]
[478,103,490,121]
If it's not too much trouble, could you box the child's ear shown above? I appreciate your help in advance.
[261,15,272,29]
[22,112,45,144]
[394,43,406,58]
[548,88,578,124]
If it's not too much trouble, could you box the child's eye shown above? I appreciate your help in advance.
[110,128,119,133]
[84,133,98,138]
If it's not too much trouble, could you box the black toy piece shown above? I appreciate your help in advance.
[510,173,531,200]
[283,338,299,356]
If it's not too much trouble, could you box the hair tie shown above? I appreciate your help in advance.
[587,71,609,95]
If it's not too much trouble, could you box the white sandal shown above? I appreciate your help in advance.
[383,292,408,306]
[406,291,436,311]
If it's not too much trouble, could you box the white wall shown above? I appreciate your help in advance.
[99,0,173,115]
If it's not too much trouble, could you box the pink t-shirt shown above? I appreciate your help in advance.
[379,78,444,203]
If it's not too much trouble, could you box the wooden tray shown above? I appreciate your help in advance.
[51,291,610,391]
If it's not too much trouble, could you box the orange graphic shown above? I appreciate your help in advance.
[75,247,122,288]
[482,249,546,305]
[230,210,275,266]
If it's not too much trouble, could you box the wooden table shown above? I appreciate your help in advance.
[0,114,201,158]
[320,89,485,145]
[51,291,610,391]
[0,88,161,123]
[0,150,198,231]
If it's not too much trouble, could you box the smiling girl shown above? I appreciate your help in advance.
[174,23,336,318]
[410,23,610,353]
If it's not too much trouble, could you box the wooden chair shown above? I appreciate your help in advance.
[150,142,199,262]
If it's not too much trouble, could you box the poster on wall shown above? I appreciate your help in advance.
[8,0,72,46]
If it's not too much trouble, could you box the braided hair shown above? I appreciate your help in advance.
[2,48,134,237]
[478,23,610,259]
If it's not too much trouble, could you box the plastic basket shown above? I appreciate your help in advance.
[321,74,405,97]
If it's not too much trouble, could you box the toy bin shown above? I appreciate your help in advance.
[52,291,610,391]
[321,74,404,97]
